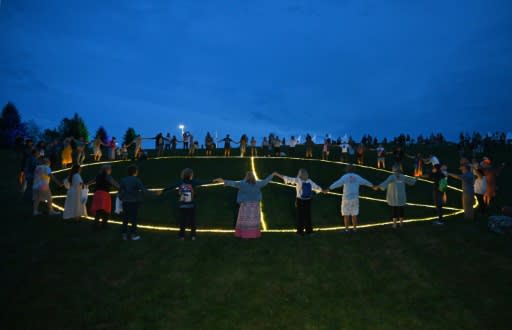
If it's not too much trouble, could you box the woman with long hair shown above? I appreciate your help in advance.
[214,171,274,239]
[63,164,87,222]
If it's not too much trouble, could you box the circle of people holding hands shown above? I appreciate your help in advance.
[19,130,507,241]
[23,154,505,242]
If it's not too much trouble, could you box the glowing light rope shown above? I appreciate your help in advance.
[250,156,268,231]
[269,181,463,211]
[50,156,471,234]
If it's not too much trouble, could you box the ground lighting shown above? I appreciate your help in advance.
[51,156,471,234]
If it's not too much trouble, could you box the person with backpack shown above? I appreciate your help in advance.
[162,168,213,240]
[325,165,374,232]
[423,164,447,225]
[274,169,324,236]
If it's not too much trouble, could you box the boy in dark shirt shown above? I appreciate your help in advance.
[162,168,213,240]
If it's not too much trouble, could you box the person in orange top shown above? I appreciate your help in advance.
[480,158,505,206]
[61,138,73,168]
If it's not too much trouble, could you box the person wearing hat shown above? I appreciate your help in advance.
[448,164,475,220]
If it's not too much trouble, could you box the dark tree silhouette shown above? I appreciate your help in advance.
[0,102,25,147]
[58,113,89,140]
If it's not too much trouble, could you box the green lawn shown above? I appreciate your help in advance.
[2,144,512,329]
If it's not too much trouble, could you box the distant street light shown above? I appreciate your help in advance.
[179,124,185,135]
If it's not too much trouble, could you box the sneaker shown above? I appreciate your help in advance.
[191,236,196,241]
[131,235,141,241]
[122,234,128,241]
[33,211,42,216]
[49,211,61,216]
[179,237,185,241]
[342,229,350,234]
[433,220,444,226]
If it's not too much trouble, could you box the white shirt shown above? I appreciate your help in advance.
[428,156,440,166]
[282,176,322,199]
[474,176,487,195]
[341,143,349,153]
[289,138,298,147]
[329,173,373,200]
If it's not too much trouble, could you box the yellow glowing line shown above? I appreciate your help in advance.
[253,156,464,192]
[250,156,268,231]
[49,155,472,234]
[269,181,463,211]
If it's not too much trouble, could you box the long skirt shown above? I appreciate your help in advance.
[235,201,261,239]
[90,190,112,215]
[63,187,87,220]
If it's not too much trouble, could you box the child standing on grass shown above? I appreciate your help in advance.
[326,165,374,232]
[162,168,213,240]
[374,164,416,228]
[119,165,156,241]
[274,169,324,236]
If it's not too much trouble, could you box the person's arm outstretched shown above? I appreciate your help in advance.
[214,178,241,188]
[328,176,346,191]
[375,175,392,191]
[273,172,297,185]
[256,174,274,188]
[447,173,462,180]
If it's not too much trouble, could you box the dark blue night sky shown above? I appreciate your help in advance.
[1,0,511,141]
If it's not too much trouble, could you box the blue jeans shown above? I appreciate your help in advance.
[122,202,139,235]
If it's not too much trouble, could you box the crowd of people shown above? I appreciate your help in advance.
[15,129,509,241]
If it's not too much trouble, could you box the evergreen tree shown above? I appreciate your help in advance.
[58,113,89,140]
[42,128,60,142]
[0,102,25,147]
[0,102,21,129]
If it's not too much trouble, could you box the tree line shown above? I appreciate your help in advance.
[0,102,138,148]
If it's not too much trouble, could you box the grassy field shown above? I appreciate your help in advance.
[2,144,512,329]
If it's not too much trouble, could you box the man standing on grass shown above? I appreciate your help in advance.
[326,165,374,233]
